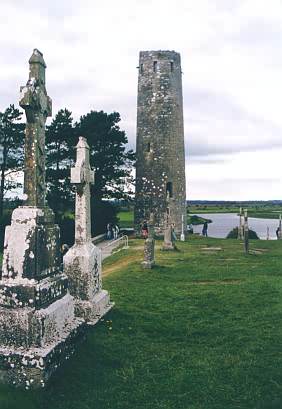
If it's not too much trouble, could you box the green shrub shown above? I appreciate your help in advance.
[226,227,259,239]
[188,215,212,225]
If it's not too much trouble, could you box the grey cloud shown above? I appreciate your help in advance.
[6,0,77,18]
[188,177,282,200]
[232,19,282,47]
[184,88,282,157]
[188,156,228,165]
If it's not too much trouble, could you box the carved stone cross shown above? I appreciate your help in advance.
[19,49,52,207]
[71,137,95,244]
[142,212,155,269]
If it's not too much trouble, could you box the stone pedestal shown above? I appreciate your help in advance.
[64,242,113,324]
[63,137,113,325]
[0,207,83,388]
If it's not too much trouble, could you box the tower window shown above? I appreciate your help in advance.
[140,63,143,74]
[170,61,174,72]
[166,182,173,198]
[146,142,151,152]
[153,61,157,72]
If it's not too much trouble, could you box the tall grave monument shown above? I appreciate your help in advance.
[64,137,113,324]
[0,49,83,388]
[141,213,155,269]
[134,50,186,233]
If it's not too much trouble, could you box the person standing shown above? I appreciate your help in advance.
[202,221,208,237]
[106,223,112,240]
[142,220,148,238]
[113,224,119,239]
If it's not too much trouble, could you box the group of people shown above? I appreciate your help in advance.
[106,223,120,240]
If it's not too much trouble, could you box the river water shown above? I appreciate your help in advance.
[191,213,279,240]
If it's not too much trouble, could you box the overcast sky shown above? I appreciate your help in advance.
[1,0,282,200]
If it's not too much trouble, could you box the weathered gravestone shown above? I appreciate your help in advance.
[142,213,155,269]
[180,214,185,242]
[244,209,249,253]
[0,49,83,388]
[238,207,244,240]
[64,137,113,324]
[162,209,175,251]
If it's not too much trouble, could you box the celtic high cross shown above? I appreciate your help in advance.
[19,49,52,207]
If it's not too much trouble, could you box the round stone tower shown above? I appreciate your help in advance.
[134,50,186,234]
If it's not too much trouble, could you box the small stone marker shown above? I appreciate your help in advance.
[64,137,114,324]
[180,214,185,241]
[0,49,83,388]
[244,209,249,253]
[142,213,155,269]
[162,209,175,250]
[238,207,244,240]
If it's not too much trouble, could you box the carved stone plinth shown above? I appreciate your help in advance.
[0,207,83,388]
[64,242,113,324]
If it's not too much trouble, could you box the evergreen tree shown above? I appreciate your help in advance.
[0,105,24,218]
[76,110,135,200]
[46,108,75,216]
[45,109,135,238]
[76,110,135,235]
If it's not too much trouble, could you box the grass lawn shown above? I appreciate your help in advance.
[118,210,134,228]
[1,236,282,408]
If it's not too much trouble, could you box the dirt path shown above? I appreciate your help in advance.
[102,253,140,277]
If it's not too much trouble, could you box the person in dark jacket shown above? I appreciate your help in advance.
[202,221,208,237]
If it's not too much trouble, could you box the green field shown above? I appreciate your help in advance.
[2,236,282,408]
[117,211,211,228]
[118,210,134,228]
[118,207,282,230]
[188,204,282,220]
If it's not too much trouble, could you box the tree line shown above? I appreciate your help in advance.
[0,105,135,246]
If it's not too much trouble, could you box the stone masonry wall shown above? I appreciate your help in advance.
[134,50,186,233]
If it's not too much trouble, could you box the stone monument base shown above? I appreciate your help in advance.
[0,203,86,389]
[75,290,114,325]
[64,242,114,325]
[162,242,176,251]
[0,294,84,389]
[0,321,84,389]
[141,260,155,269]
